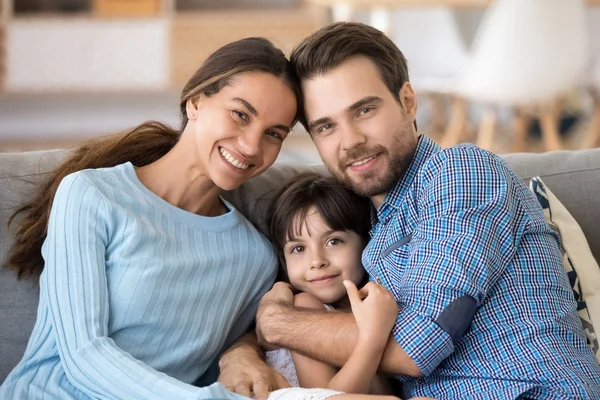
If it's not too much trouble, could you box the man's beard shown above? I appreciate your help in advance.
[327,129,418,198]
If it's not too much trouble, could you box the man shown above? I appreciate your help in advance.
[218,22,600,399]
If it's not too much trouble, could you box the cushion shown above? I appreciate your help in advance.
[530,177,600,363]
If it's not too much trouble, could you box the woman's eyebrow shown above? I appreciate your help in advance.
[232,97,258,116]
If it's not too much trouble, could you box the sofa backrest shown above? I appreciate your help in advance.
[1,145,600,382]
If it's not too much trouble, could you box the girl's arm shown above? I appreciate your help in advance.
[44,174,224,400]
[291,287,397,394]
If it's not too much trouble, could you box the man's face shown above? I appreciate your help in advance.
[302,55,418,207]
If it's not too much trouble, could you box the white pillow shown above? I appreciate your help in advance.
[530,177,600,363]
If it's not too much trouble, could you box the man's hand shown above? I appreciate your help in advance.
[256,282,294,346]
[259,282,294,306]
[218,339,290,399]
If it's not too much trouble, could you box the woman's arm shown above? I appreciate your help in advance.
[44,174,219,400]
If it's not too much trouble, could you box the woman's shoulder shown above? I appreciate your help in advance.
[60,163,132,192]
[54,163,133,208]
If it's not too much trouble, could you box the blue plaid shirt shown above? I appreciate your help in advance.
[363,135,600,399]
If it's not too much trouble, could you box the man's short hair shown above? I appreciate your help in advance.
[290,22,411,131]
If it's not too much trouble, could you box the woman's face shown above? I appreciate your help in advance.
[186,71,297,191]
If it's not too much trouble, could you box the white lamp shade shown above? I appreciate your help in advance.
[460,0,589,105]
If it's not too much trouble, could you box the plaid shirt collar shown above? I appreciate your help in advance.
[371,134,441,227]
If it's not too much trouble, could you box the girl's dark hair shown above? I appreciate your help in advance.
[6,37,301,279]
[268,172,371,280]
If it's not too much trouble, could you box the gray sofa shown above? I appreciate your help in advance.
[2,146,600,383]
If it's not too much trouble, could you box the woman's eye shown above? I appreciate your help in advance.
[290,245,304,254]
[233,110,249,122]
[266,131,283,141]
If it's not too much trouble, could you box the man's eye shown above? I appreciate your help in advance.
[359,107,373,115]
[318,123,333,134]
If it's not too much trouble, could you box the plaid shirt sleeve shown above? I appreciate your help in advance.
[393,148,525,376]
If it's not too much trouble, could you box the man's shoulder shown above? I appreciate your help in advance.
[418,143,510,182]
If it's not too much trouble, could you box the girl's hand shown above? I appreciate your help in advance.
[344,280,398,347]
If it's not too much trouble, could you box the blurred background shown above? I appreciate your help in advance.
[1,0,600,163]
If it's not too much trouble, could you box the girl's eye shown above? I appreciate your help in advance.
[266,131,283,141]
[327,238,343,246]
[233,110,249,122]
[290,245,305,254]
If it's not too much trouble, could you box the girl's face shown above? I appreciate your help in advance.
[283,206,366,304]
[185,71,297,191]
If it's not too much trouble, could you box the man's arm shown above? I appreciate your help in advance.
[257,293,422,377]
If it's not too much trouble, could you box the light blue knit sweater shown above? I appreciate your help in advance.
[0,162,276,399]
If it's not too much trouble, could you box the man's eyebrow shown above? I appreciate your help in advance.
[232,97,258,117]
[308,117,333,133]
[345,96,382,113]
[307,96,382,133]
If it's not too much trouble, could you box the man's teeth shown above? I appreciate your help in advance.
[351,156,376,167]
[220,148,250,170]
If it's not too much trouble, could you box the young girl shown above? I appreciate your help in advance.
[0,37,300,400]
[265,173,402,400]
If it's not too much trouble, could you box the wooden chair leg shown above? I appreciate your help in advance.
[512,107,530,153]
[476,109,497,151]
[539,102,562,152]
[582,101,600,149]
[440,97,467,148]
[428,93,447,142]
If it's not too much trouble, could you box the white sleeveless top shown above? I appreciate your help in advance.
[265,304,335,387]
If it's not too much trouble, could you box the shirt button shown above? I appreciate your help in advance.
[417,378,424,385]
[376,278,382,285]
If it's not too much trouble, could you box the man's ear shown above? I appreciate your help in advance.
[398,81,418,121]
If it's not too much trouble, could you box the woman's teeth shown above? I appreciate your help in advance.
[220,148,250,170]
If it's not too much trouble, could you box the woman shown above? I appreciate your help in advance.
[0,37,299,399]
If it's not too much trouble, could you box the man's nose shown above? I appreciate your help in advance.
[340,123,367,151]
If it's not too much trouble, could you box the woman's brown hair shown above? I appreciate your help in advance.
[6,37,301,279]
[268,172,371,281]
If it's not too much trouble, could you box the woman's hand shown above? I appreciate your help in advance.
[218,339,290,399]
[344,280,398,348]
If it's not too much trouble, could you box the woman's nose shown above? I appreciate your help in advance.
[237,129,262,157]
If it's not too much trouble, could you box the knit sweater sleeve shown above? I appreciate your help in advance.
[42,173,239,400]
